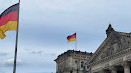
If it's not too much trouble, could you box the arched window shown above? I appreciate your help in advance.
[81,61,84,68]
[86,65,90,70]
[74,60,78,67]
[87,65,89,69]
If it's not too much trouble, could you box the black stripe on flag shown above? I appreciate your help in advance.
[0,3,19,17]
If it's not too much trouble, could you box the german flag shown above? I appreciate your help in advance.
[0,3,19,39]
[67,33,76,42]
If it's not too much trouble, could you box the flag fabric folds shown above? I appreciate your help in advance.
[67,33,76,42]
[0,3,19,39]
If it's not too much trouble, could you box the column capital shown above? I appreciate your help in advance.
[121,61,130,68]
[109,66,117,71]
[100,69,105,73]
[121,61,130,73]
[110,66,117,73]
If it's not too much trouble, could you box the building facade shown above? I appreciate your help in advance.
[55,24,131,73]
[54,50,92,73]
[87,24,131,73]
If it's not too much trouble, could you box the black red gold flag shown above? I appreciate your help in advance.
[0,3,19,39]
[67,33,76,42]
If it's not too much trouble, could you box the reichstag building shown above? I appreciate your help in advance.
[55,24,131,73]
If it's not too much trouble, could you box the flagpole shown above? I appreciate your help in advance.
[13,0,20,73]
[75,32,77,51]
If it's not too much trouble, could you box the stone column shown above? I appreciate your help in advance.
[56,63,58,72]
[124,66,130,73]
[100,69,106,73]
[122,61,130,73]
[111,66,117,73]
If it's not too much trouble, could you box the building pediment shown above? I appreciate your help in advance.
[88,25,131,66]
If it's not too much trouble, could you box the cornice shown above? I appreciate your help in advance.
[90,48,131,66]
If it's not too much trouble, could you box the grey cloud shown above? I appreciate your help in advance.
[51,53,56,56]
[31,51,42,54]
[25,48,31,50]
[0,52,9,57]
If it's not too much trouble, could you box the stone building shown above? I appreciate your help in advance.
[87,24,131,73]
[54,50,92,73]
[55,24,131,73]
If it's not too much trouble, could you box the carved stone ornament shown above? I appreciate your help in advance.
[89,24,131,66]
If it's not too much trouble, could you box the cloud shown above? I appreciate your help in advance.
[0,0,17,12]
[3,58,22,67]
[25,48,31,50]
[20,0,86,12]
[31,51,42,54]
[0,52,8,57]
[0,70,5,73]
[51,53,56,56]
[30,50,56,56]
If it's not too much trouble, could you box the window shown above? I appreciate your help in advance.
[70,70,73,73]
[86,65,90,71]
[87,65,89,69]
[81,61,84,68]
[74,60,78,67]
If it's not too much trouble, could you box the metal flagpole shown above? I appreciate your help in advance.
[75,32,77,51]
[13,0,20,73]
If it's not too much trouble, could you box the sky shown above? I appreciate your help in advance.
[0,0,131,73]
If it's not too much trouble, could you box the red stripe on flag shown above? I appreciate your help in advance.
[67,35,76,40]
[0,11,18,26]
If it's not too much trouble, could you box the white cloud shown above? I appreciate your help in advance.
[0,0,17,12]
[20,0,84,12]
[2,58,22,66]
